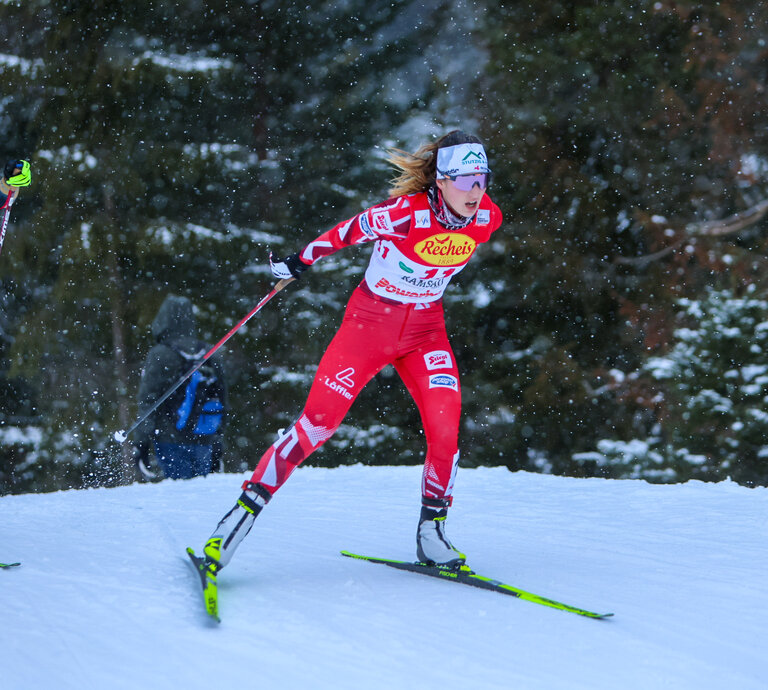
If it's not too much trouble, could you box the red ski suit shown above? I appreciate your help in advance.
[250,191,503,503]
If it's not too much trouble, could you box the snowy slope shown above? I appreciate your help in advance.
[1,466,765,690]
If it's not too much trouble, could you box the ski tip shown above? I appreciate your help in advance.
[186,547,206,569]
[0,562,21,569]
[340,550,370,561]
[577,610,614,620]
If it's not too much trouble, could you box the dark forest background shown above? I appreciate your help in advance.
[2,0,768,494]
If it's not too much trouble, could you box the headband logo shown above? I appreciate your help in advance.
[462,150,486,163]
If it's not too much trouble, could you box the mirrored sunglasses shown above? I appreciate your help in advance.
[448,173,490,191]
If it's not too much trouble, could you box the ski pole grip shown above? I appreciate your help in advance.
[274,277,295,292]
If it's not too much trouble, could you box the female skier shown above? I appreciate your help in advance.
[199,130,503,577]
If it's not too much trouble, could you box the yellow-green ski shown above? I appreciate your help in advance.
[186,547,220,623]
[341,550,613,620]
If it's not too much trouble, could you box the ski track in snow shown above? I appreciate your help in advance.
[1,466,765,689]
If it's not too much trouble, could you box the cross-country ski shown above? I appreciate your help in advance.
[340,550,613,619]
[185,548,219,623]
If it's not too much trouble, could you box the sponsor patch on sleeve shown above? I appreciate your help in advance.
[372,209,394,234]
[476,209,490,226]
[359,213,377,239]
[429,374,458,391]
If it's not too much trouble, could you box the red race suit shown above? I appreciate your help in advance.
[250,191,503,503]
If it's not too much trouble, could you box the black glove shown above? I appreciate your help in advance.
[134,442,157,480]
[269,251,310,280]
[3,160,31,187]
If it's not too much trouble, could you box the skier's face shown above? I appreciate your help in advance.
[436,175,487,218]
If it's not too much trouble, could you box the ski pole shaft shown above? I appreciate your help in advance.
[114,277,295,443]
[0,208,9,256]
[0,193,16,257]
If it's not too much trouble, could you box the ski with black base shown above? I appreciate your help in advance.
[0,562,20,569]
[341,551,613,620]
[185,547,220,623]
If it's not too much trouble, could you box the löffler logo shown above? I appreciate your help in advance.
[324,367,355,400]
[336,368,355,387]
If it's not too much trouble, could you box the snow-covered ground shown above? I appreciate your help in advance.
[1,466,765,689]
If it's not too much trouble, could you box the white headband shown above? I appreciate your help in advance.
[435,143,490,178]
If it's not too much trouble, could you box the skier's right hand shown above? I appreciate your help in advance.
[269,251,310,280]
[3,160,31,187]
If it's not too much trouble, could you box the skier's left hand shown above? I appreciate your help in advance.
[3,160,31,187]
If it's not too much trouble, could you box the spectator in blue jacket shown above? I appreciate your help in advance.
[134,295,228,480]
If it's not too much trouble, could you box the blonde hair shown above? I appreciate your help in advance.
[386,130,484,197]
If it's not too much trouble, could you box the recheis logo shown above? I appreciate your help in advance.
[413,233,477,266]
[429,374,458,391]
[424,350,452,370]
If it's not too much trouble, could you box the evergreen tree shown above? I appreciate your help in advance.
[465,0,768,482]
[581,287,768,486]
[0,0,456,493]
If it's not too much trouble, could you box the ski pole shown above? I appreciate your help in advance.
[113,277,295,443]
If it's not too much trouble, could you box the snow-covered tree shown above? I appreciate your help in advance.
[0,0,463,492]
[580,287,768,485]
